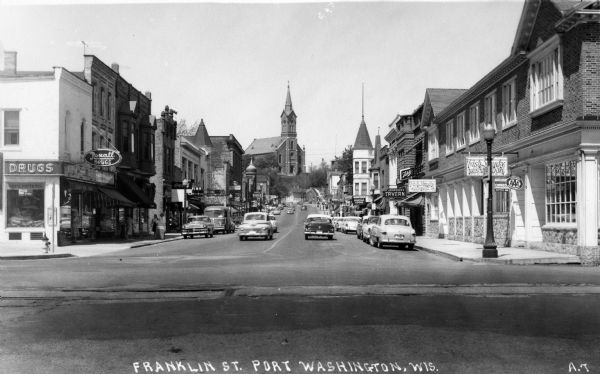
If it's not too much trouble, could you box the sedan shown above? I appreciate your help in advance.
[182,215,214,239]
[304,214,334,240]
[238,212,274,241]
[341,216,361,234]
[369,215,417,249]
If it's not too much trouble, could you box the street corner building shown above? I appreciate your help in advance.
[0,53,157,246]
[417,0,600,265]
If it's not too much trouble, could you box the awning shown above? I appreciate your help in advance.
[377,196,388,210]
[189,203,201,210]
[98,187,135,207]
[117,174,156,208]
[398,193,424,207]
[373,195,383,203]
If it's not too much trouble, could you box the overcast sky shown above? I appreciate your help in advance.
[0,0,524,168]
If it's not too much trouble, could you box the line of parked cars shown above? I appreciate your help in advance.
[333,214,417,250]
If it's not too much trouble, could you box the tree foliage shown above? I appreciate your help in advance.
[333,145,354,184]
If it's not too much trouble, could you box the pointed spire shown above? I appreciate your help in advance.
[361,82,365,121]
[284,81,293,115]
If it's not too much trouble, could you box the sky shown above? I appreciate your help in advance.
[0,0,525,168]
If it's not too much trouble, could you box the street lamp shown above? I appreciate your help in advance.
[481,123,498,258]
[182,178,188,228]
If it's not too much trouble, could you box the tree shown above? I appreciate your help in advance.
[333,145,354,184]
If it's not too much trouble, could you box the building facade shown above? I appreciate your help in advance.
[424,0,600,265]
[352,114,374,213]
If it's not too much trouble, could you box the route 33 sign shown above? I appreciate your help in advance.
[506,175,524,190]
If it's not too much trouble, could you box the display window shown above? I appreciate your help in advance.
[6,183,45,228]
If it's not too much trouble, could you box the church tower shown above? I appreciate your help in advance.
[280,82,297,138]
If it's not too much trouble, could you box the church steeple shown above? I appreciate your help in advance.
[281,82,297,137]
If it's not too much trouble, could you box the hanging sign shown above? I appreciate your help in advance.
[84,149,122,167]
[383,187,406,199]
[465,156,508,177]
[408,179,436,193]
[506,175,524,190]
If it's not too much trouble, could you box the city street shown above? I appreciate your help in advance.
[1,206,599,373]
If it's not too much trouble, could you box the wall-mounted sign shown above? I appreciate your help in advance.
[383,187,406,199]
[506,175,524,190]
[465,156,508,177]
[84,149,122,167]
[5,161,62,175]
[353,197,366,204]
[399,168,413,180]
[64,163,114,185]
[408,179,436,193]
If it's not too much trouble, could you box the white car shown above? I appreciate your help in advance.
[369,215,417,249]
[341,216,361,234]
[361,215,380,243]
[238,212,274,241]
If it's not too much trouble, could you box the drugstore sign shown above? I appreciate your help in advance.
[5,161,63,175]
[84,149,122,167]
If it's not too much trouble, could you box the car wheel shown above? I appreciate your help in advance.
[328,235,333,240]
[210,232,214,238]
[305,234,309,240]
[408,243,414,250]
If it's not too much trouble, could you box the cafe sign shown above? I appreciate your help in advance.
[465,156,508,177]
[84,149,122,167]
[408,179,436,193]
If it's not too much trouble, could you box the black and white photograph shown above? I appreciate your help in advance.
[0,0,599,372]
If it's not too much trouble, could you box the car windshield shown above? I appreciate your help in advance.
[204,209,226,218]
[188,217,211,223]
[307,217,330,223]
[245,214,266,221]
[384,218,410,226]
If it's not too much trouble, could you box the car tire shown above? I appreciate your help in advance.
[210,232,214,238]
[183,235,187,239]
[305,234,309,240]
[408,243,414,250]
[205,234,209,238]
[328,235,333,240]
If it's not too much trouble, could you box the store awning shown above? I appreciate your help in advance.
[117,174,156,208]
[373,195,383,203]
[398,193,424,207]
[98,187,135,207]
[377,196,388,210]
[189,203,201,210]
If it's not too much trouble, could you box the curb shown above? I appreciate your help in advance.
[129,236,183,249]
[0,253,74,260]
[415,245,581,265]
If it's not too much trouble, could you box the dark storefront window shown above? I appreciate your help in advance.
[6,186,44,227]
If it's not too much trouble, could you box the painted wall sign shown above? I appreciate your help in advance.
[465,156,508,177]
[5,161,62,175]
[408,179,436,193]
[64,163,114,185]
[84,149,122,167]
[506,175,524,190]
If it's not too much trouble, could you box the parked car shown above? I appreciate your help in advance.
[286,208,294,214]
[361,215,380,243]
[304,214,334,240]
[272,209,281,215]
[238,212,274,241]
[369,215,417,249]
[181,215,214,239]
[331,217,341,231]
[341,216,361,234]
[268,214,278,233]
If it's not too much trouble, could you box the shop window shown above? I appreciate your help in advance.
[430,196,439,221]
[6,185,45,228]
[3,110,20,146]
[545,160,576,224]
[494,190,510,213]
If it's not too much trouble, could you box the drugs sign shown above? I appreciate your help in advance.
[465,156,508,177]
[84,149,122,167]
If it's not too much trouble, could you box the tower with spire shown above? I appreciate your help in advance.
[244,82,305,176]
[352,84,374,204]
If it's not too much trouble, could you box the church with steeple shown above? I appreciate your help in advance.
[244,83,305,176]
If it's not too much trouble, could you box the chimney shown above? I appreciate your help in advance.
[145,91,152,100]
[3,51,17,74]
[111,63,119,74]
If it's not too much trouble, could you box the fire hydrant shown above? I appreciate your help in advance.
[41,234,51,253]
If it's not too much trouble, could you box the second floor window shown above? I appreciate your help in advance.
[3,110,20,146]
[445,120,454,155]
[502,78,517,127]
[456,113,465,149]
[469,103,479,143]
[530,44,562,112]
[361,161,367,174]
[428,129,439,160]
[484,91,496,131]
[354,161,359,174]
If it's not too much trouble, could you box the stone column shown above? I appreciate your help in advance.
[578,147,600,265]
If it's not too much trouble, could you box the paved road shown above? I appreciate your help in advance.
[1,206,599,373]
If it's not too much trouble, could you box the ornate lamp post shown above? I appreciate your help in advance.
[481,123,498,258]
[245,158,257,212]
[182,178,189,228]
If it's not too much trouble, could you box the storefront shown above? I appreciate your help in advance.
[116,173,156,237]
[1,160,62,245]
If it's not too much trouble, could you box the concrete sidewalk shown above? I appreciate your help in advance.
[0,233,183,260]
[415,236,581,265]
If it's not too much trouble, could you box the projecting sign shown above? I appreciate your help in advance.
[399,168,413,180]
[353,197,366,204]
[465,156,509,177]
[383,187,406,199]
[506,175,524,190]
[408,179,436,193]
[84,149,122,167]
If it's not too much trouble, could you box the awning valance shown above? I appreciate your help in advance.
[98,187,135,207]
[398,193,424,207]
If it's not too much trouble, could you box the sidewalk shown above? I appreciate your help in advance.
[415,236,581,265]
[0,233,183,260]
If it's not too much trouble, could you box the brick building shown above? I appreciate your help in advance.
[424,0,600,265]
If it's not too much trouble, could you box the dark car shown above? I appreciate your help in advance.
[304,214,334,240]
